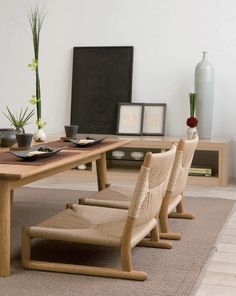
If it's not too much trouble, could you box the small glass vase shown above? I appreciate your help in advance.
[187,127,197,140]
[33,128,47,142]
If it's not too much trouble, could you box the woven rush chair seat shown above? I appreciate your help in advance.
[79,185,133,209]
[22,145,176,281]
[79,183,182,217]
[28,205,157,248]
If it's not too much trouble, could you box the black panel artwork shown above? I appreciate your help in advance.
[71,46,133,134]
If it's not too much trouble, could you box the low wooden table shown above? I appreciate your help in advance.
[0,138,130,277]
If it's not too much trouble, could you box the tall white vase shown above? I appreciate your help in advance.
[195,51,214,138]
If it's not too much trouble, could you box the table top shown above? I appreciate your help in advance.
[0,138,130,181]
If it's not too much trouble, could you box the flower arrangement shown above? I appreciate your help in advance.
[186,116,198,128]
[186,93,198,128]
[3,106,35,133]
[27,5,46,130]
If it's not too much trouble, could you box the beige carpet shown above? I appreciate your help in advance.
[0,187,234,296]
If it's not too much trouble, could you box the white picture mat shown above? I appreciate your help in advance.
[118,105,142,134]
[143,105,164,134]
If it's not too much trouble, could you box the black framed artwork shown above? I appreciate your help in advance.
[71,46,133,134]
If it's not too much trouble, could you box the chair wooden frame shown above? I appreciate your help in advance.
[22,219,148,281]
[159,134,199,240]
[21,148,176,281]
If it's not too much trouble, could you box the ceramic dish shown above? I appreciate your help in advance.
[69,137,105,147]
[10,146,67,160]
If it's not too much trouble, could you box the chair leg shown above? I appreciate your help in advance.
[24,259,147,280]
[78,198,85,205]
[22,226,147,281]
[120,241,132,272]
[159,231,181,240]
[159,195,181,240]
[21,225,31,268]
[168,200,194,219]
[138,226,172,249]
[177,199,183,212]
[159,206,169,233]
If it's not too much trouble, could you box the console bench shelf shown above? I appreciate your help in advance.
[105,135,231,187]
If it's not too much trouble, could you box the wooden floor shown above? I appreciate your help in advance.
[27,167,236,296]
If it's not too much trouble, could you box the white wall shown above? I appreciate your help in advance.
[0,0,236,174]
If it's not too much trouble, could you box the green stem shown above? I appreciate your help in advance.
[189,93,197,117]
[35,68,41,128]
[28,5,45,130]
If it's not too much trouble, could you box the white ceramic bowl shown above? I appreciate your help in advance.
[112,150,125,159]
[130,151,144,160]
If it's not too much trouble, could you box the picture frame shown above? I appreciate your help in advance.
[117,103,143,135]
[142,103,166,136]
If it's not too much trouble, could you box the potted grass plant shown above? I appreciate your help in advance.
[3,106,35,148]
[27,5,47,142]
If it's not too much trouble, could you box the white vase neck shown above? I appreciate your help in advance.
[202,51,207,60]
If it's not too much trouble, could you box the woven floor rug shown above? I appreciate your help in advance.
[1,187,234,296]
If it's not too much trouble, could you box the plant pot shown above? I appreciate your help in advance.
[16,133,33,149]
[0,128,16,147]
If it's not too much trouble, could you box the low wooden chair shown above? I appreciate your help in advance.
[22,145,176,281]
[79,135,199,241]
[159,134,199,240]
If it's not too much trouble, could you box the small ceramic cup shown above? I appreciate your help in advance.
[64,125,78,138]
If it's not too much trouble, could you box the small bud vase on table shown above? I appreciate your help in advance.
[186,117,198,140]
[186,93,198,140]
[27,6,47,142]
[33,126,47,142]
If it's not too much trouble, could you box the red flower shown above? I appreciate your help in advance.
[186,116,198,128]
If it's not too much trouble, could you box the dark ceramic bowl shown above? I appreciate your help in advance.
[0,128,16,147]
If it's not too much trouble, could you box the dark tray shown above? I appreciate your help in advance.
[69,137,105,147]
[10,146,67,160]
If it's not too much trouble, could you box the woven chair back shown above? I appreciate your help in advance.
[128,144,177,226]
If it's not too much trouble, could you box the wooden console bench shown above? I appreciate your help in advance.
[85,135,231,187]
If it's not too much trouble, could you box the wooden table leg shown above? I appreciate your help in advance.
[0,180,11,276]
[96,152,108,191]
[10,190,14,205]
